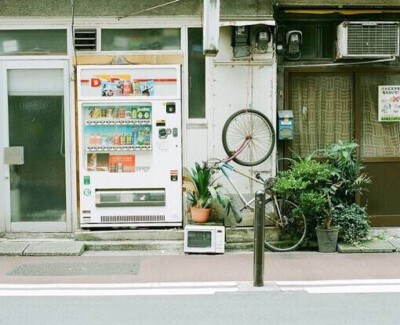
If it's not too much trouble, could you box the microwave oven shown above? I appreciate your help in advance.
[184,225,225,254]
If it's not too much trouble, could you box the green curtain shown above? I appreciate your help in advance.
[290,74,354,157]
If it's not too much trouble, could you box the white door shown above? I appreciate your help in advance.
[0,60,73,232]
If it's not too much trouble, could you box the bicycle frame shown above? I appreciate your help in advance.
[218,162,264,212]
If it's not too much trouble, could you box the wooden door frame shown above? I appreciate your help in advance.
[284,66,400,225]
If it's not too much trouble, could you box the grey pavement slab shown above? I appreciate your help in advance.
[0,242,29,256]
[338,240,395,253]
[359,240,395,253]
[337,243,364,253]
[387,238,400,252]
[7,262,140,276]
[23,242,84,256]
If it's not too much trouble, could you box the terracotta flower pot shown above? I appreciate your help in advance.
[190,206,211,223]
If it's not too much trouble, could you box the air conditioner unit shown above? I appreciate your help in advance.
[337,21,399,59]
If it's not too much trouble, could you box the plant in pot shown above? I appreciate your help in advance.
[315,191,341,253]
[184,162,233,223]
[318,141,371,248]
[272,158,334,244]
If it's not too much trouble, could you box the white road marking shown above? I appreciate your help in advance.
[0,282,239,297]
[1,280,400,296]
[0,287,239,297]
[276,279,400,294]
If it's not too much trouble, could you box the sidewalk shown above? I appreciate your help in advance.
[0,251,400,285]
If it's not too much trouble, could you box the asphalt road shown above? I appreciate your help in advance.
[1,290,399,325]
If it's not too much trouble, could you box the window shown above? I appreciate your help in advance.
[0,30,67,55]
[188,28,206,119]
[101,29,181,51]
[283,24,334,60]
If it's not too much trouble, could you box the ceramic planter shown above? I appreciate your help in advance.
[190,206,211,223]
[316,227,340,253]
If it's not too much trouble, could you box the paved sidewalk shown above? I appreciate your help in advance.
[0,252,400,285]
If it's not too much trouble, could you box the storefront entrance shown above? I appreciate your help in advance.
[286,68,400,226]
[0,60,73,232]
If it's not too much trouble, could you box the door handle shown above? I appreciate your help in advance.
[4,147,24,165]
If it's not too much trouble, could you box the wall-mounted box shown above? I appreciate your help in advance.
[278,110,294,140]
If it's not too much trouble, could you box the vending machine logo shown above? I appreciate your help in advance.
[80,75,130,97]
[80,74,157,97]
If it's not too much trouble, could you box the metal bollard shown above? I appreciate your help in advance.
[253,190,265,287]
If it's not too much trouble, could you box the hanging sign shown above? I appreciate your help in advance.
[378,85,400,122]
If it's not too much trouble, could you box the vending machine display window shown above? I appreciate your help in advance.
[83,103,152,173]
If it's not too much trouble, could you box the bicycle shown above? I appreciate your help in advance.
[208,109,307,252]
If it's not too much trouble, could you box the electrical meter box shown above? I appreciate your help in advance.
[278,110,294,140]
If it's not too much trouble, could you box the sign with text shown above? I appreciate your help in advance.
[378,85,400,122]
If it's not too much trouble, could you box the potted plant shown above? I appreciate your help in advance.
[184,162,233,223]
[315,192,340,253]
[317,141,371,250]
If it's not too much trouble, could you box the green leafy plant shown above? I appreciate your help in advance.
[184,162,234,216]
[333,203,370,244]
[273,141,371,236]
[185,162,213,209]
[272,159,334,224]
[319,140,371,206]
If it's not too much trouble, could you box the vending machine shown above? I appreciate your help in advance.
[77,65,182,227]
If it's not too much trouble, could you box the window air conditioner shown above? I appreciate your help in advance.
[336,21,399,59]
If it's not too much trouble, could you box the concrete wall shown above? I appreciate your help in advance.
[184,26,276,195]
[0,0,273,17]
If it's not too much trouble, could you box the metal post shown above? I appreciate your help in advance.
[253,190,265,287]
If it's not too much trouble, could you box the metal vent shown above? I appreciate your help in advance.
[74,29,97,51]
[100,215,166,223]
[347,22,399,56]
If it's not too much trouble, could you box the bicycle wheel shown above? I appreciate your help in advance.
[264,198,307,252]
[222,109,275,167]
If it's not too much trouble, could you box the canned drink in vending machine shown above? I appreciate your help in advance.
[131,107,137,119]
[120,134,126,145]
[112,108,119,119]
[125,108,131,119]
[119,108,126,119]
[132,127,138,146]
[126,133,132,145]
[107,108,113,119]
[88,108,95,119]
[117,163,123,173]
[94,108,101,119]
[144,108,150,119]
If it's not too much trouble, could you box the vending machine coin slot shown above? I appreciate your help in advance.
[159,128,167,139]
[158,128,172,139]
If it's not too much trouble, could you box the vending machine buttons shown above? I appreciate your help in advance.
[166,102,176,113]
[173,128,178,137]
